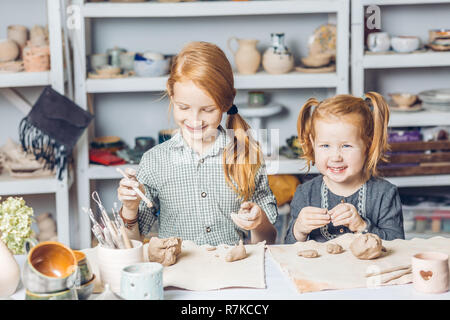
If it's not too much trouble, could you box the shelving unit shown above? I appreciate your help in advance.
[73,0,350,248]
[351,0,450,189]
[0,0,73,246]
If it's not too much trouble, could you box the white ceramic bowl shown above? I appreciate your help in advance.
[134,56,171,77]
[391,36,420,53]
[97,240,144,293]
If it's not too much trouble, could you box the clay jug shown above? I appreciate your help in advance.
[227,37,261,75]
[0,238,21,297]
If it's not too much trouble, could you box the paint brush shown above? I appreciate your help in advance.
[116,167,153,208]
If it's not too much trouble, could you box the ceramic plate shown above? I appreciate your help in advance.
[418,88,450,104]
[389,102,424,112]
[308,24,336,57]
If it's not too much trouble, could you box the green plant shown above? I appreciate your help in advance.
[0,197,34,255]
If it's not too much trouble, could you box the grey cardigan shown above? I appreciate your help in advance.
[285,175,405,243]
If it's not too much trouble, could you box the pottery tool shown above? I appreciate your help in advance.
[116,167,153,208]
[365,264,412,277]
[112,206,132,249]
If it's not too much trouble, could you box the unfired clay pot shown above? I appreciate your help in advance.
[7,25,28,57]
[227,37,261,75]
[0,238,21,297]
[412,252,449,294]
[23,44,50,72]
[0,39,19,63]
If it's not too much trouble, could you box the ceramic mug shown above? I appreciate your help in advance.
[119,52,135,71]
[22,239,78,294]
[89,53,108,71]
[412,252,449,294]
[367,32,391,52]
[73,250,93,286]
[248,91,266,107]
[97,239,144,293]
[120,262,164,300]
[391,36,420,53]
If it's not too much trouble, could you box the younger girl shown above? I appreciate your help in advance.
[285,93,404,243]
[117,41,278,246]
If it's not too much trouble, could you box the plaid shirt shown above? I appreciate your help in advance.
[136,126,278,246]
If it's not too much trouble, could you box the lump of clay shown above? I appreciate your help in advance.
[225,240,247,262]
[350,233,383,260]
[326,243,344,254]
[147,237,182,266]
[297,249,319,258]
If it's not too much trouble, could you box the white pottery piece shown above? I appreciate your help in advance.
[0,238,21,297]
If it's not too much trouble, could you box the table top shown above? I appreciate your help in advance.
[10,253,450,300]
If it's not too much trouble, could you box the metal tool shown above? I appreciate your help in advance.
[116,167,153,208]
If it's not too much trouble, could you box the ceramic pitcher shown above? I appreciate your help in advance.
[0,238,21,297]
[227,37,261,75]
[262,33,294,74]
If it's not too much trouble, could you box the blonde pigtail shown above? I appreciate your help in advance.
[365,92,390,178]
[297,98,319,171]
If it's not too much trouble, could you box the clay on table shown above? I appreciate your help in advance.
[147,237,182,266]
[297,249,319,258]
[225,240,247,262]
[350,233,384,260]
[326,243,344,254]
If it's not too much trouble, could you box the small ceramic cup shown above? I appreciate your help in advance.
[22,240,78,294]
[119,52,136,71]
[73,250,93,286]
[120,262,164,300]
[391,36,420,53]
[89,53,108,71]
[367,32,391,52]
[248,91,266,107]
[412,252,449,294]
[97,240,144,294]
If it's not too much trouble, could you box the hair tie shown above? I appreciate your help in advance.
[227,104,238,115]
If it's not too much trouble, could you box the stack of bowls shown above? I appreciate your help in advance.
[418,88,450,111]
[22,241,94,300]
[73,250,95,300]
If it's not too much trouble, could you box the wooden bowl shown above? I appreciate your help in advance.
[301,53,332,67]
[95,65,121,76]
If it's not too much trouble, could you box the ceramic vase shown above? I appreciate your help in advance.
[227,37,261,75]
[0,238,21,298]
[262,33,294,74]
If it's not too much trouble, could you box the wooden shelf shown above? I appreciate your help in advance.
[0,171,74,196]
[0,71,51,88]
[85,72,338,93]
[82,0,342,18]
[389,110,450,127]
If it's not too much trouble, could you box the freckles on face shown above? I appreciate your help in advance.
[171,80,223,140]
[312,118,367,182]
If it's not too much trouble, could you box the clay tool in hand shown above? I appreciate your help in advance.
[116,167,153,208]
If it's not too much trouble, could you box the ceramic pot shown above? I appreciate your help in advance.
[262,33,294,74]
[97,240,144,293]
[30,26,47,47]
[89,53,108,71]
[391,36,420,53]
[134,54,170,77]
[389,93,417,108]
[76,274,95,300]
[0,39,19,63]
[107,46,126,68]
[7,25,28,58]
[227,37,261,75]
[37,213,56,233]
[25,288,78,300]
[412,252,449,294]
[73,250,93,286]
[120,262,163,300]
[22,240,78,293]
[120,52,136,71]
[23,44,50,72]
[0,238,21,297]
[367,32,390,52]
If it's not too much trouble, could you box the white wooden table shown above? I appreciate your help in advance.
[10,254,450,300]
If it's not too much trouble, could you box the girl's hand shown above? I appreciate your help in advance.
[329,203,366,232]
[117,168,145,212]
[230,202,263,231]
[293,207,330,240]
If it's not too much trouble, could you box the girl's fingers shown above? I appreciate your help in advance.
[120,178,139,188]
[125,167,137,177]
[329,204,348,218]
[306,213,331,222]
[231,213,254,230]
[118,187,137,197]
[306,219,331,226]
[240,202,252,210]
[333,216,353,227]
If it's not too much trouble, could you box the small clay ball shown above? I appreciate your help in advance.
[326,243,344,254]
[350,233,383,260]
[297,249,319,258]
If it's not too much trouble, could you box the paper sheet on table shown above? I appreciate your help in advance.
[268,233,450,294]
[82,240,266,292]
[161,240,266,291]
